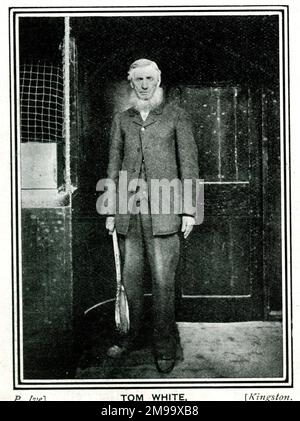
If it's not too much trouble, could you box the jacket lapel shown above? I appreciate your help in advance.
[128,102,164,128]
[143,114,157,128]
[129,110,144,126]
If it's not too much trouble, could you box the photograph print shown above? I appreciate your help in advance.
[11,5,291,387]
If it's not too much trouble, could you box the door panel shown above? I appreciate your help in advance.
[183,217,251,296]
[180,87,251,182]
[170,86,264,320]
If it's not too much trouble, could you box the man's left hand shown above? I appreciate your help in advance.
[181,216,195,239]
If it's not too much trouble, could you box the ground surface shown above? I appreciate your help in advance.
[76,321,283,380]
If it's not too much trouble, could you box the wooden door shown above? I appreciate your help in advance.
[171,86,265,321]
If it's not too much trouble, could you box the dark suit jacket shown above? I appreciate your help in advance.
[105,101,199,235]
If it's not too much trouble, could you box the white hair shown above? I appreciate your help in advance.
[127,58,161,84]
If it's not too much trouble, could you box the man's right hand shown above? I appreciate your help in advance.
[106,216,115,235]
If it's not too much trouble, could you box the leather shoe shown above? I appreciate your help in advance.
[106,344,128,359]
[155,356,176,374]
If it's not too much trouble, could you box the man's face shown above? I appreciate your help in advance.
[130,66,160,101]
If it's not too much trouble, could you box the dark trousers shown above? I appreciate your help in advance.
[119,211,180,357]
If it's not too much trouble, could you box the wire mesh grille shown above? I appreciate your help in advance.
[20,63,64,143]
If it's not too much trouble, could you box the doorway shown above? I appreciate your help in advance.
[71,15,281,323]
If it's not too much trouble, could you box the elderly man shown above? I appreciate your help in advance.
[105,59,199,373]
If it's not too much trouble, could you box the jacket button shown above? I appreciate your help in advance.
[141,127,145,132]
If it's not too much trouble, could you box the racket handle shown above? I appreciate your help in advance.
[112,229,121,287]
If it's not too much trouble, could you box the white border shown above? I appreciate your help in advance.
[10,5,292,390]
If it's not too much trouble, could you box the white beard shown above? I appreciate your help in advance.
[128,87,164,113]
